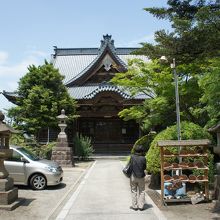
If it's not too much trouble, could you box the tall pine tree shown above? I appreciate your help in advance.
[135,0,220,65]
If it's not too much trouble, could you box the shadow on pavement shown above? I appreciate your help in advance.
[15,183,66,191]
[19,198,36,206]
[212,201,220,214]
[143,203,153,210]
[47,183,67,190]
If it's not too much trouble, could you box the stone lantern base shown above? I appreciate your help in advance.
[0,177,23,211]
[51,142,74,167]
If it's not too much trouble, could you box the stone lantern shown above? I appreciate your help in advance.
[57,109,68,143]
[0,111,22,210]
[51,109,74,167]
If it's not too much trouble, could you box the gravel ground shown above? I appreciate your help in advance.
[0,161,93,220]
[146,188,220,220]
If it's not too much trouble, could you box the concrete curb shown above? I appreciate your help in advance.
[47,161,95,220]
[145,193,167,220]
[54,161,97,220]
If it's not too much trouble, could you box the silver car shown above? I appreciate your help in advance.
[4,146,63,190]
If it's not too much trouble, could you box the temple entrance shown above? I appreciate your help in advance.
[78,118,139,153]
[95,120,121,143]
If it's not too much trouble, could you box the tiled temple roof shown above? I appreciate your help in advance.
[2,35,150,103]
[52,35,149,85]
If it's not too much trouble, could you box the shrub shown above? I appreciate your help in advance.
[23,142,55,160]
[10,134,26,146]
[10,134,55,160]
[38,142,55,159]
[146,121,212,174]
[73,133,94,160]
[132,132,156,154]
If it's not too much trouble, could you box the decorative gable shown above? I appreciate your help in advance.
[65,35,127,87]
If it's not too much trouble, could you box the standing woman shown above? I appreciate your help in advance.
[130,145,146,211]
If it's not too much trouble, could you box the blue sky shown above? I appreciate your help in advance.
[0,0,170,114]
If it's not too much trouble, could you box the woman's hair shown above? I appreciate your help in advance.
[134,145,145,155]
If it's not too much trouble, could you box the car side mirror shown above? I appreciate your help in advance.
[21,157,29,163]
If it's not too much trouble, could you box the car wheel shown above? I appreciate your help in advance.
[30,174,47,190]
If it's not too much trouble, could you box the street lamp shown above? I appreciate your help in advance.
[160,56,182,167]
[160,56,181,141]
[171,58,181,142]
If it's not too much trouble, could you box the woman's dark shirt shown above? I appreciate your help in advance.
[131,154,146,178]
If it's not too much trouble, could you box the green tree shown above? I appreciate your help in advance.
[112,0,219,131]
[8,61,77,135]
[199,58,220,127]
[136,0,220,65]
[112,59,174,131]
[111,58,206,132]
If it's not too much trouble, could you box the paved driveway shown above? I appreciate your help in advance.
[56,160,160,220]
[0,162,92,220]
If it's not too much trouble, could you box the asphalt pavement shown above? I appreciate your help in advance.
[54,160,165,220]
[0,159,163,220]
[0,162,92,220]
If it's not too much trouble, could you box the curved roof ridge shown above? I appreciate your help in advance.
[83,83,131,100]
[53,47,139,56]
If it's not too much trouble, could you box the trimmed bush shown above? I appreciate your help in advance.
[132,132,156,154]
[146,121,212,174]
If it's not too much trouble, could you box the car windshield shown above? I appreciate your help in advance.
[17,147,39,161]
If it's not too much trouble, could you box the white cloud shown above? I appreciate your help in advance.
[0,50,47,91]
[0,50,47,111]
[0,51,9,65]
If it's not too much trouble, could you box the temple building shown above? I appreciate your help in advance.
[3,35,149,154]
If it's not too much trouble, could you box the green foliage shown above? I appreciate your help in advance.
[112,59,172,99]
[199,58,220,127]
[112,59,176,131]
[138,0,220,64]
[23,142,55,160]
[73,134,94,160]
[146,121,212,174]
[10,134,55,160]
[191,151,215,183]
[132,132,156,154]
[112,58,207,132]
[111,0,220,131]
[10,134,26,146]
[7,61,77,135]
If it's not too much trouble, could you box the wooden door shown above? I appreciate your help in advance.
[95,120,121,143]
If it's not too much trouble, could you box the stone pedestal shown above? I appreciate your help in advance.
[0,111,24,210]
[0,157,24,211]
[0,177,23,210]
[51,143,74,167]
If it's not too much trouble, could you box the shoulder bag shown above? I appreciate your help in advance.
[122,156,132,178]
